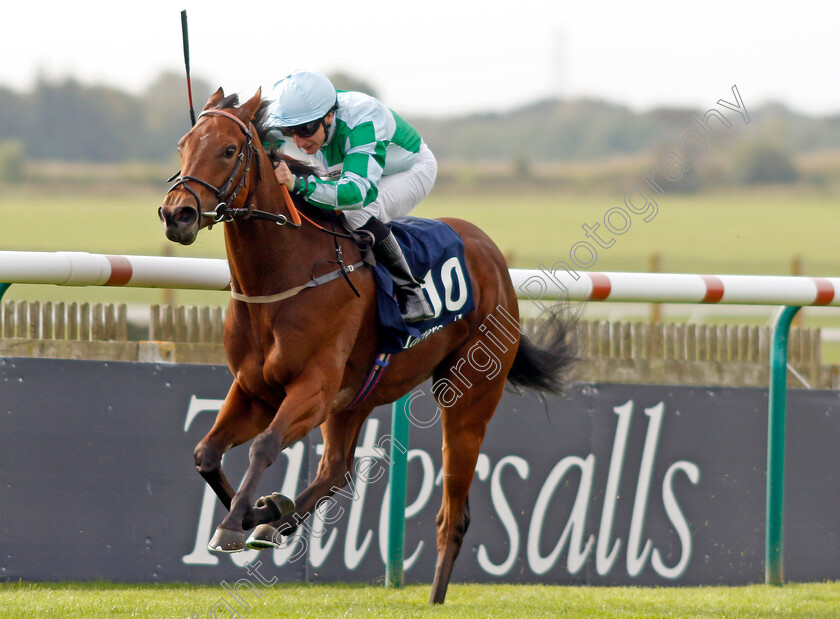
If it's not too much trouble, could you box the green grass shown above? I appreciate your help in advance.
[0,187,218,258]
[0,184,837,310]
[0,186,228,307]
[3,184,834,276]
[415,185,840,276]
[1,581,839,618]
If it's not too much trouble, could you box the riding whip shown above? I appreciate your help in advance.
[180,10,197,127]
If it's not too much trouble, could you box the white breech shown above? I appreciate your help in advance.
[342,143,438,230]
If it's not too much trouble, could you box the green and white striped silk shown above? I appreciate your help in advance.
[301,91,423,210]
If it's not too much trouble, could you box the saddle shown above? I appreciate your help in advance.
[277,156,475,353]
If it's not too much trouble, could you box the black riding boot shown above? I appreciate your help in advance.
[357,216,435,323]
[375,232,436,323]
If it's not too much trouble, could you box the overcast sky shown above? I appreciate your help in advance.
[2,0,838,117]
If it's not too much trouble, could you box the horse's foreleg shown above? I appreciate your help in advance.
[195,381,274,510]
[249,406,373,548]
[211,378,330,551]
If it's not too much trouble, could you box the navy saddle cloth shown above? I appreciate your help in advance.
[372,217,475,353]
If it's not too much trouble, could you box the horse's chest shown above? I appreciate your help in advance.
[232,360,281,406]
[223,329,273,388]
[229,340,293,404]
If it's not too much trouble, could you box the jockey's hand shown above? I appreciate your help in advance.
[273,161,295,191]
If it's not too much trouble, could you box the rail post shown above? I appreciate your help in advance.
[765,305,800,585]
[385,392,411,587]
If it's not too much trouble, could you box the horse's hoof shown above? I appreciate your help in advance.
[246,524,283,550]
[255,492,296,520]
[208,527,246,553]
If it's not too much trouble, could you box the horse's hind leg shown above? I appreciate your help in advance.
[430,378,506,604]
[248,405,374,548]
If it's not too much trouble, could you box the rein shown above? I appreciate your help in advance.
[168,107,371,304]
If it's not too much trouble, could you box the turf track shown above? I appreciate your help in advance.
[2,581,840,617]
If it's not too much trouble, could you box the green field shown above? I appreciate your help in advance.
[4,184,836,271]
[417,186,840,277]
[1,184,838,334]
[0,184,836,301]
[1,581,839,618]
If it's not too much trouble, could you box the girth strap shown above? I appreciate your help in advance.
[231,261,366,304]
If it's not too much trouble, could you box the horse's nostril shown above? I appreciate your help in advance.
[175,207,198,224]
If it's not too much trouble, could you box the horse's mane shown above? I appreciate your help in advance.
[215,93,242,109]
[208,93,321,181]
[252,98,272,134]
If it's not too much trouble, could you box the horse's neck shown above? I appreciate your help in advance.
[223,156,324,297]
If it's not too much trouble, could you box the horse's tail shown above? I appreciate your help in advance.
[506,304,578,395]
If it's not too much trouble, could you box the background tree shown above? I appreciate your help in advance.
[0,140,26,183]
[732,141,799,185]
[327,72,379,98]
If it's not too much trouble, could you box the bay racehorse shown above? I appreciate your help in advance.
[158,88,576,604]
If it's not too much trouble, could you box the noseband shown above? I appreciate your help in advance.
[166,109,263,225]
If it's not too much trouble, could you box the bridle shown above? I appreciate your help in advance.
[166,109,300,228]
[166,107,374,302]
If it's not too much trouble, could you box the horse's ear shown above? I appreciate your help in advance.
[203,88,225,111]
[240,88,263,121]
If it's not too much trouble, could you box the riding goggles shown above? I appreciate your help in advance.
[280,117,325,138]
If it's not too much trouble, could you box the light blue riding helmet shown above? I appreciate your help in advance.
[266,69,338,127]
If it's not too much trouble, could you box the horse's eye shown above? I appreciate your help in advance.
[224,146,237,158]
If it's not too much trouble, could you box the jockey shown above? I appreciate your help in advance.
[263,69,436,324]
